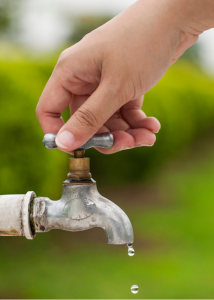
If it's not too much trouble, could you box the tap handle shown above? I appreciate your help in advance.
[42,132,114,150]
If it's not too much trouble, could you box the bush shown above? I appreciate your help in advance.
[0,60,68,199]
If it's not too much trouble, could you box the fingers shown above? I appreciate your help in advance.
[55,81,126,151]
[96,128,156,154]
[36,74,72,134]
[126,128,156,146]
[120,97,145,127]
[36,45,100,135]
[37,66,160,155]
[104,112,131,132]
[96,131,134,154]
[121,97,161,133]
[136,117,161,133]
[96,96,160,154]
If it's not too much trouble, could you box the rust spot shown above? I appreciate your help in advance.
[0,228,19,236]
[40,225,45,231]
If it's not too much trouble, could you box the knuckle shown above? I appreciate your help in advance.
[81,32,90,41]
[75,107,98,129]
[81,28,100,42]
[56,48,71,68]
[130,104,141,111]
[59,48,70,60]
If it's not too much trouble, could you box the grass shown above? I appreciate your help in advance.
[1,138,214,298]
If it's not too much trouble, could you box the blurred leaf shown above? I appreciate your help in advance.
[0,0,22,35]
[69,15,112,43]
[179,42,201,65]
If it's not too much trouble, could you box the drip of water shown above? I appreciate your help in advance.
[131,285,139,294]
[127,243,135,256]
[128,244,138,294]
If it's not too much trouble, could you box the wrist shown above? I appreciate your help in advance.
[167,0,214,34]
[133,0,214,34]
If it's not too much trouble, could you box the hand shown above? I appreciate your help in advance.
[36,0,214,154]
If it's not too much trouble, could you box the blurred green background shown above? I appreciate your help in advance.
[1,1,214,299]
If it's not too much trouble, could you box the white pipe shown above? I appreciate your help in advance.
[0,191,36,239]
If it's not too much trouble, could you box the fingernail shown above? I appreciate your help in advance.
[137,144,152,147]
[56,130,75,150]
[119,146,133,151]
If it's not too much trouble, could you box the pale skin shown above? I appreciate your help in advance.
[36,0,214,154]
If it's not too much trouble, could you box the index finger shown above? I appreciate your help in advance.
[36,73,72,134]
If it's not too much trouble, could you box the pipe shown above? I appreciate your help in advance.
[0,184,134,245]
[0,191,35,239]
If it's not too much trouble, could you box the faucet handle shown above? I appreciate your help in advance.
[42,132,114,150]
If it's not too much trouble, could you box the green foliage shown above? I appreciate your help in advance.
[0,0,11,33]
[0,0,22,35]
[69,15,112,43]
[180,42,201,64]
[0,60,68,199]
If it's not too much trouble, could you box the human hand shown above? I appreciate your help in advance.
[36,0,214,154]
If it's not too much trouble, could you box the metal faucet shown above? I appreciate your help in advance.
[0,133,134,245]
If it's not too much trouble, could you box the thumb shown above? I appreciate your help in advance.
[55,82,122,151]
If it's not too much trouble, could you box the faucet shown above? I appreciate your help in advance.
[0,133,134,245]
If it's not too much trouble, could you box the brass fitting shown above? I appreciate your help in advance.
[67,150,91,180]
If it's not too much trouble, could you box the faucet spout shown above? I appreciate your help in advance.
[93,191,134,244]
[33,181,134,245]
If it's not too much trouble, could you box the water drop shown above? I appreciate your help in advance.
[131,285,138,294]
[127,243,135,256]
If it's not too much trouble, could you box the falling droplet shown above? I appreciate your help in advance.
[127,243,135,256]
[131,285,138,294]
